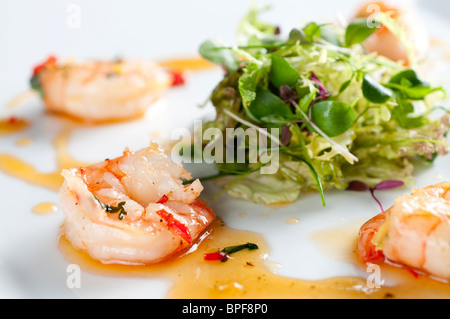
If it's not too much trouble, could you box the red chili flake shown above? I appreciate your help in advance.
[32,55,58,76]
[156,209,191,244]
[170,71,185,87]
[156,194,169,204]
[204,251,228,262]
[7,116,18,124]
[406,266,419,278]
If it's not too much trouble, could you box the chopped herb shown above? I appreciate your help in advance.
[93,195,127,220]
[204,242,259,262]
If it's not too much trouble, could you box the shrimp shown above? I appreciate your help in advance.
[355,1,429,64]
[31,56,171,123]
[58,142,215,265]
[358,182,450,281]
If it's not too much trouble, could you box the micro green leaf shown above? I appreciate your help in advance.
[344,18,379,47]
[310,100,356,137]
[373,180,404,190]
[288,28,307,44]
[248,86,293,124]
[347,180,404,212]
[386,69,445,100]
[303,22,322,43]
[199,38,239,71]
[270,54,300,87]
[362,74,393,104]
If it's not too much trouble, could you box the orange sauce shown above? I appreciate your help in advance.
[32,202,58,215]
[0,154,63,191]
[0,117,30,136]
[15,137,33,146]
[0,128,87,192]
[157,57,216,72]
[57,218,450,299]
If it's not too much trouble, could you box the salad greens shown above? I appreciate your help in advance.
[195,6,449,205]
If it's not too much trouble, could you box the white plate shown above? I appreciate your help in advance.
[1,0,449,299]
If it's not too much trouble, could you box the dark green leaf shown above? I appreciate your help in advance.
[93,196,127,220]
[310,100,356,137]
[248,86,293,124]
[221,242,259,255]
[387,69,444,100]
[270,54,300,87]
[344,18,378,47]
[30,74,43,97]
[389,69,425,86]
[386,83,443,100]
[362,74,393,103]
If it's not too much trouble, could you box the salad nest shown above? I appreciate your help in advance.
[193,6,449,205]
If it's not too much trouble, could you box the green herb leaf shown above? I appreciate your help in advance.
[288,28,307,44]
[303,22,322,43]
[221,242,259,255]
[248,86,293,124]
[362,74,393,103]
[344,18,378,47]
[387,69,445,100]
[238,62,268,122]
[296,89,317,114]
[93,195,128,220]
[270,54,300,88]
[30,74,43,97]
[310,100,356,137]
[389,69,424,86]
[391,92,428,128]
[199,38,239,71]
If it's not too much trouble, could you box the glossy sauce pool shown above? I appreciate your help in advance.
[58,218,450,299]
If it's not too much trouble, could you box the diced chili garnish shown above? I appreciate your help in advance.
[406,266,419,278]
[156,194,169,204]
[204,251,228,262]
[32,55,58,76]
[170,71,185,87]
[156,209,191,244]
[7,116,18,124]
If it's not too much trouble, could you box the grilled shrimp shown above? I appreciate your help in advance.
[58,142,215,265]
[358,182,450,281]
[355,1,429,64]
[31,56,170,122]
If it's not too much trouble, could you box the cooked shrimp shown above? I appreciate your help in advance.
[31,56,171,122]
[58,142,215,265]
[355,1,429,64]
[358,182,450,281]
